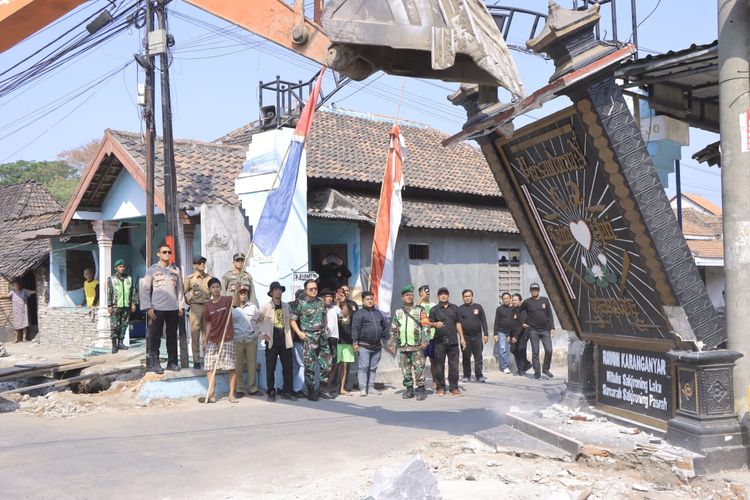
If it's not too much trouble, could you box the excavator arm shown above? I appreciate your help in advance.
[1,0,525,96]
[0,0,88,53]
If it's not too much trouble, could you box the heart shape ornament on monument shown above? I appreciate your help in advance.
[569,220,592,250]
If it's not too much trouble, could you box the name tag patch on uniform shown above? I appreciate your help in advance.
[474,309,479,315]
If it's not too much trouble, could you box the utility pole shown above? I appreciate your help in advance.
[154,0,188,367]
[155,0,179,265]
[718,0,750,423]
[144,1,156,268]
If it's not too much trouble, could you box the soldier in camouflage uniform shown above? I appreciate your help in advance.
[389,285,430,401]
[107,259,138,354]
[290,279,333,401]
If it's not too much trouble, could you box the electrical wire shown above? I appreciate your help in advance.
[0,0,141,99]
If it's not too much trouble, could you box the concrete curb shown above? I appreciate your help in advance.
[504,412,583,457]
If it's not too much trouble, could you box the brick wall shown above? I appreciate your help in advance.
[36,266,99,352]
[0,277,11,327]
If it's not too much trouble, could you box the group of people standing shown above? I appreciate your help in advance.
[72,243,556,404]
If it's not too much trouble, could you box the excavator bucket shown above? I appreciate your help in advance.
[322,0,525,97]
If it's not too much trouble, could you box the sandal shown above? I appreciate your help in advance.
[197,396,216,404]
[229,397,240,404]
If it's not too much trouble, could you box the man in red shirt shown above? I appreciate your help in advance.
[201,277,238,403]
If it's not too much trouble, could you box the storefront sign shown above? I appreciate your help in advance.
[597,346,672,422]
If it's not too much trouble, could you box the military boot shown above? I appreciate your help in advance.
[307,385,318,401]
[416,387,427,401]
[117,340,129,350]
[148,354,164,374]
[111,338,118,354]
[318,384,334,400]
[402,387,415,399]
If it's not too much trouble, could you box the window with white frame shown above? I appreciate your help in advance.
[498,248,522,300]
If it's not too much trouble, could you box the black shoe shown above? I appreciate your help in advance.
[416,387,427,401]
[117,341,129,350]
[402,387,415,399]
[293,390,306,398]
[148,355,164,374]
[318,385,335,399]
[307,386,318,401]
[534,373,541,380]
[280,392,297,401]
[193,362,201,369]
[543,371,554,379]
[166,362,180,372]
[267,392,276,402]
[111,339,118,354]
[234,392,245,399]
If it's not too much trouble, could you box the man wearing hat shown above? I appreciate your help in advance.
[221,253,256,304]
[184,255,212,368]
[428,287,466,396]
[107,259,138,354]
[389,285,430,401]
[519,282,555,380]
[258,281,296,401]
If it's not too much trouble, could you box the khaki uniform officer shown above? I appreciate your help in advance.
[185,255,211,369]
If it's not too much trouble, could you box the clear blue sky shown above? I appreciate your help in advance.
[0,0,722,204]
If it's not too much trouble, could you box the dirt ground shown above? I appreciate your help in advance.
[1,341,749,499]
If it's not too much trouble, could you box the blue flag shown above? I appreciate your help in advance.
[253,68,325,256]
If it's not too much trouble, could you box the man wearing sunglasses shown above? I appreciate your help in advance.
[290,279,333,401]
[140,244,185,374]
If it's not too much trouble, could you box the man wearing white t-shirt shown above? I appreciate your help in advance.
[320,289,340,398]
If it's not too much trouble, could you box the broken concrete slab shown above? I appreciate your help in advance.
[475,424,572,461]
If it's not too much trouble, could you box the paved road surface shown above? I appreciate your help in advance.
[0,371,564,499]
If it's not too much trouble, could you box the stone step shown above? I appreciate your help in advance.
[475,424,572,461]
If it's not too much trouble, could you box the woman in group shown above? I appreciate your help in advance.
[6,279,35,342]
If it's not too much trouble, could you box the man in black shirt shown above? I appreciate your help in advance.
[519,282,555,379]
[428,287,466,396]
[458,289,488,383]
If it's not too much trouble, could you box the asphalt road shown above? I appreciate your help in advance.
[0,370,564,499]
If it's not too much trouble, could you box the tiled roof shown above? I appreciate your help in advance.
[687,239,723,260]
[109,130,247,209]
[0,181,63,279]
[218,108,502,198]
[676,207,722,237]
[308,188,517,234]
[682,193,722,216]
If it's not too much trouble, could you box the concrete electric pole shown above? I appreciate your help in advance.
[718,0,750,421]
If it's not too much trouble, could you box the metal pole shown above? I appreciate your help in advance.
[675,159,682,229]
[630,0,638,57]
[719,0,750,421]
[144,1,155,269]
[156,0,180,265]
[611,0,618,43]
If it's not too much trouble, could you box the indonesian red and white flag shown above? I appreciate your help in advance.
[370,124,405,316]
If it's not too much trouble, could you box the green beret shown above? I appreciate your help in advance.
[114,259,125,267]
[401,284,414,295]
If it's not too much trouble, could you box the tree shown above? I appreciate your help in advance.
[57,138,100,173]
[0,138,101,204]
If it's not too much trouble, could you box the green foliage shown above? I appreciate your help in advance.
[0,139,99,205]
[0,160,78,205]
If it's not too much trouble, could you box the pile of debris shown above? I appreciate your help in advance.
[0,346,148,418]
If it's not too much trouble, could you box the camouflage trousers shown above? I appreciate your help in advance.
[399,349,426,389]
[303,331,333,387]
[110,307,130,341]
